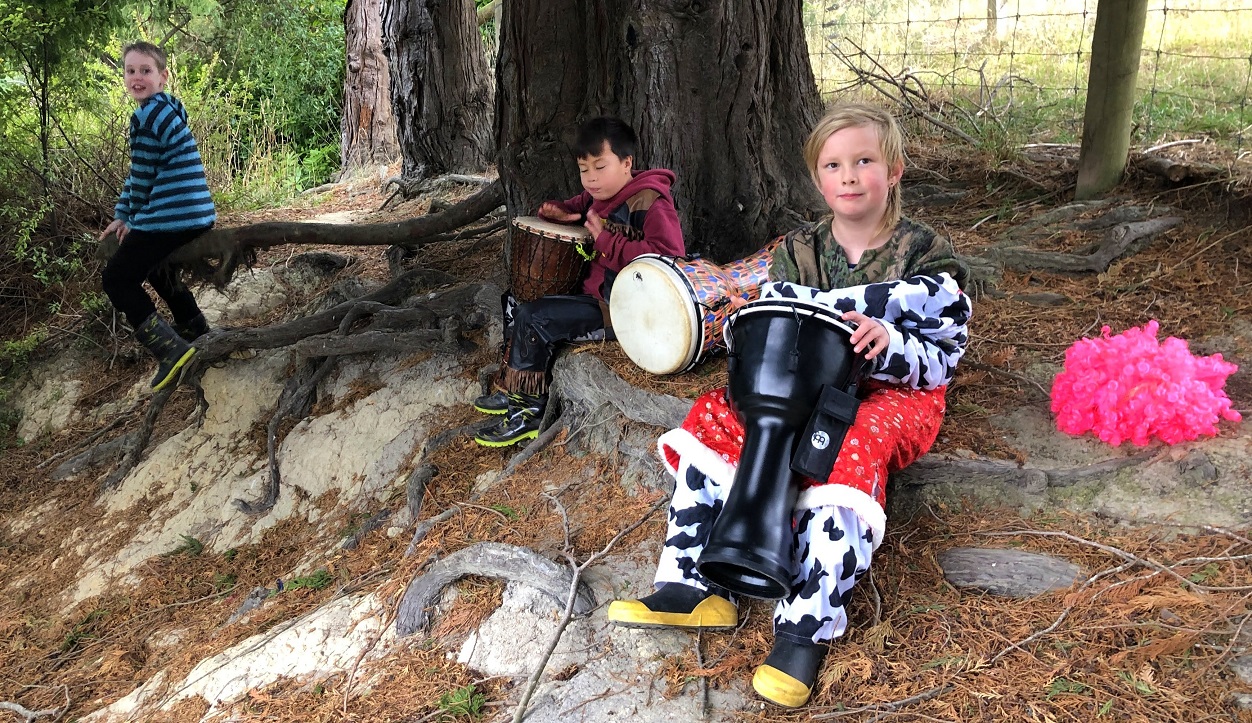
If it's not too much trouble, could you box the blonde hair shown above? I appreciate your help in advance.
[803,103,904,235]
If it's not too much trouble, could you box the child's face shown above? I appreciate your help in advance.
[813,124,902,226]
[123,50,168,103]
[577,142,633,201]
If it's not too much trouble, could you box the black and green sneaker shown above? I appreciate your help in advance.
[473,390,511,415]
[474,393,545,447]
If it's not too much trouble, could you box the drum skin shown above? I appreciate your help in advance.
[609,255,733,374]
[509,216,590,302]
[611,243,780,375]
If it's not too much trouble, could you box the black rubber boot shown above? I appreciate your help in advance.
[473,390,511,415]
[606,583,737,629]
[752,637,830,708]
[173,312,211,342]
[474,393,546,447]
[135,312,197,391]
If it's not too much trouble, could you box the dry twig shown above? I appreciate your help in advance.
[509,497,667,723]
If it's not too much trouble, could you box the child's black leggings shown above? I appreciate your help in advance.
[101,226,209,329]
[506,294,606,374]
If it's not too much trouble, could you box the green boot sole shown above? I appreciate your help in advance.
[151,347,197,391]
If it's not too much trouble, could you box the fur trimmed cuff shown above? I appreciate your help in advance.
[795,484,886,552]
[657,428,738,489]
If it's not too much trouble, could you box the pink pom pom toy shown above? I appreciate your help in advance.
[1050,320,1242,446]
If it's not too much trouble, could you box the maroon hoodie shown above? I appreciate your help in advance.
[540,168,686,299]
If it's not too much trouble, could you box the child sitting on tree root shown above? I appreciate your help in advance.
[473,116,685,447]
[607,104,973,708]
[100,41,216,392]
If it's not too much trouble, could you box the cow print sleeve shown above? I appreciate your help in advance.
[757,273,972,389]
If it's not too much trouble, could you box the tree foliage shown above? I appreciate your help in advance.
[0,0,347,343]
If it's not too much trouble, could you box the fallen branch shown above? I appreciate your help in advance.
[810,684,954,720]
[509,498,667,723]
[0,686,67,722]
[1132,152,1227,184]
[0,701,62,722]
[97,180,505,286]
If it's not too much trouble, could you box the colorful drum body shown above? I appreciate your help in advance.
[509,216,591,303]
[721,237,781,302]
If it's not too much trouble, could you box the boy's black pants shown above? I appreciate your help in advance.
[101,226,210,329]
[501,294,606,395]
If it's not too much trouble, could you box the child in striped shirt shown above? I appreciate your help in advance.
[100,41,217,391]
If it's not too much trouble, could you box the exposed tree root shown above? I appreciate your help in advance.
[96,180,505,287]
[987,217,1183,273]
[551,353,690,430]
[900,450,1157,491]
[85,277,500,493]
[395,542,596,636]
[101,385,177,490]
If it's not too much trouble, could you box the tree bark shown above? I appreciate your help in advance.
[342,0,401,171]
[1075,0,1149,200]
[383,0,495,179]
[495,0,824,261]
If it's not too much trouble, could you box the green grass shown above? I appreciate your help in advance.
[286,568,335,592]
[437,684,487,720]
[806,0,1250,149]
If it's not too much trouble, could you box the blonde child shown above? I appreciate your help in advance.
[607,104,972,708]
[100,41,216,391]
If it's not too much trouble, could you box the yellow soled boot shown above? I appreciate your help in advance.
[752,637,829,708]
[607,582,737,629]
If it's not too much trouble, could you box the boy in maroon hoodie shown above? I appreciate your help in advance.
[475,116,685,447]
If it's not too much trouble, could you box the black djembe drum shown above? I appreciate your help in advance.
[695,299,863,599]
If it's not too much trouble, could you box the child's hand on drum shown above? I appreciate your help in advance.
[728,295,748,310]
[538,202,581,223]
[584,210,604,238]
[843,310,890,360]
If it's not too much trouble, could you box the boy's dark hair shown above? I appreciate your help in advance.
[574,116,638,161]
[122,41,167,71]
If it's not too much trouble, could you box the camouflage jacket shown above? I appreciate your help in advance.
[759,216,973,389]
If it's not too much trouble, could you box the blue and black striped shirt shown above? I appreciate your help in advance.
[114,92,216,232]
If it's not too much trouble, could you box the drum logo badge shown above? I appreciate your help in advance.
[810,430,830,450]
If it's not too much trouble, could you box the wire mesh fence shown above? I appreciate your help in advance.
[804,0,1251,155]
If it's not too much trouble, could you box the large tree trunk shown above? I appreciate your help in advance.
[1075,0,1149,200]
[496,0,824,261]
[342,0,401,171]
[383,0,495,180]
